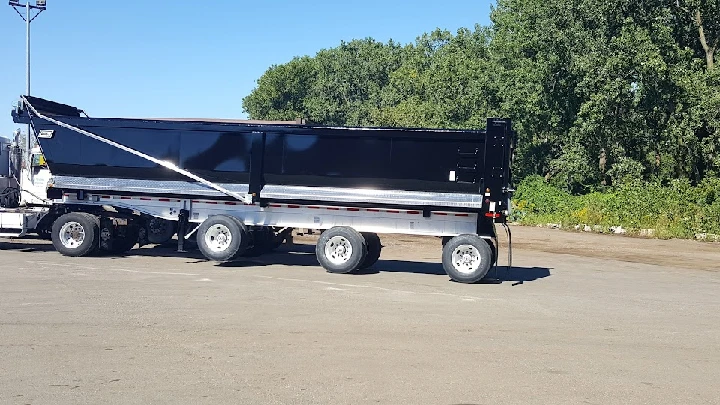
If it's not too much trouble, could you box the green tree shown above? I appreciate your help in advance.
[242,0,719,192]
[242,56,316,121]
[674,0,719,70]
[377,27,497,129]
[489,0,718,190]
[304,38,405,126]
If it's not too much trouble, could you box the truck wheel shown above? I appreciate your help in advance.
[316,226,367,274]
[442,234,493,283]
[486,239,497,267]
[111,225,139,254]
[242,227,274,257]
[147,217,176,245]
[51,212,100,257]
[360,232,382,269]
[37,228,52,240]
[196,215,248,262]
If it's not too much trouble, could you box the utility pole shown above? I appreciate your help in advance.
[9,0,45,96]
[8,0,46,202]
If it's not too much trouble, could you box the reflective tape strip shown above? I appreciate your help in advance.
[83,195,476,217]
[256,203,474,216]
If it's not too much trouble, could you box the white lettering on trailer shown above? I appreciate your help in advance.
[37,130,54,139]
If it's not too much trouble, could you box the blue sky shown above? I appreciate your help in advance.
[1,0,493,137]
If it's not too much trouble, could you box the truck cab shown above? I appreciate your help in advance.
[0,131,53,238]
[20,145,52,206]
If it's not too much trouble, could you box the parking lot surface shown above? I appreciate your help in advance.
[1,227,719,404]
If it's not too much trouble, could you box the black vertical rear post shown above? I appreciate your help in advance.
[177,209,189,253]
[249,131,266,204]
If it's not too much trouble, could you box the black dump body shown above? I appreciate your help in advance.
[13,96,515,216]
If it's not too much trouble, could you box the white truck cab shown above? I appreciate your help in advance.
[20,146,52,206]
[0,131,53,237]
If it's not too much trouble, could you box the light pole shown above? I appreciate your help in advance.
[8,0,46,200]
[9,0,46,97]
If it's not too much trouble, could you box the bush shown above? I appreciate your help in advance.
[509,175,720,240]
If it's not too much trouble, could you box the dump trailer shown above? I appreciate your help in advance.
[8,95,516,283]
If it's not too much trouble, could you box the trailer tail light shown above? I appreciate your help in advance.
[485,212,501,218]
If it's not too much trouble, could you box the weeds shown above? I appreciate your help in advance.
[510,175,720,240]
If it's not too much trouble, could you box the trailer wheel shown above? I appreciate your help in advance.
[51,212,100,257]
[486,239,497,267]
[242,227,275,257]
[147,217,176,245]
[316,226,367,273]
[441,234,493,283]
[360,232,382,269]
[196,215,248,262]
[110,225,139,254]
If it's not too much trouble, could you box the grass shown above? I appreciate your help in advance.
[509,175,720,240]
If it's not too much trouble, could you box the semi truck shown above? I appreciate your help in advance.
[2,95,516,283]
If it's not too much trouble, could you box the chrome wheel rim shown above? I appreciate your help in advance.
[59,221,86,249]
[204,224,233,253]
[451,245,482,274]
[324,236,353,265]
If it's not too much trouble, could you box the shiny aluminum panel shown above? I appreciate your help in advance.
[51,176,485,209]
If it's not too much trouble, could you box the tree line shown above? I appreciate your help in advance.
[242,0,718,194]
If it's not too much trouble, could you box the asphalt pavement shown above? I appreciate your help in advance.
[1,228,718,404]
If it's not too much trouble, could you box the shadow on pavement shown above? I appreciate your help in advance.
[479,265,552,285]
[123,242,207,261]
[357,261,552,285]
[2,239,551,285]
[215,243,552,285]
[0,238,55,253]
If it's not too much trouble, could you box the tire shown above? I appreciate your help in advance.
[37,228,52,240]
[486,239,497,267]
[315,226,367,274]
[360,232,382,269]
[268,227,291,251]
[110,225,139,254]
[242,227,276,257]
[147,217,176,245]
[441,234,494,283]
[51,212,100,257]
[196,215,248,262]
